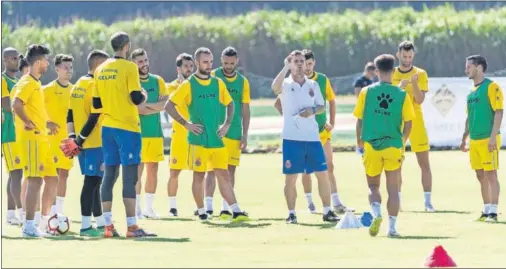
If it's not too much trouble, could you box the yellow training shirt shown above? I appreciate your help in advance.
[43,80,72,138]
[11,74,47,139]
[392,66,428,114]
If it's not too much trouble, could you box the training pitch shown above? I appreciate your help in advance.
[2,151,506,268]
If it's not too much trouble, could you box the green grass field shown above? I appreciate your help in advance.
[2,151,506,268]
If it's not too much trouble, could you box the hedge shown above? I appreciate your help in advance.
[2,5,506,97]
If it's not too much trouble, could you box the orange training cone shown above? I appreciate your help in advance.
[424,245,457,268]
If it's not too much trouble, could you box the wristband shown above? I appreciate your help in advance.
[68,132,76,139]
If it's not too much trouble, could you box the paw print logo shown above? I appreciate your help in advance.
[195,158,201,167]
[377,93,394,109]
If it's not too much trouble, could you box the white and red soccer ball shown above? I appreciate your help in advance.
[48,214,70,235]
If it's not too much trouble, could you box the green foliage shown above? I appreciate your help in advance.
[3,6,506,97]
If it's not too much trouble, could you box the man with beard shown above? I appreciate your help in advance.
[2,47,24,225]
[12,44,54,237]
[166,53,194,217]
[131,48,168,219]
[92,32,155,238]
[165,47,250,222]
[42,54,74,227]
[460,55,503,223]
[274,49,349,214]
[271,50,340,224]
[392,41,435,212]
[202,47,251,220]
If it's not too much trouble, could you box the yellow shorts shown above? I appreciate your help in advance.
[362,142,404,177]
[408,114,430,152]
[189,145,228,173]
[319,129,332,145]
[2,141,24,172]
[207,137,241,171]
[21,138,49,178]
[169,134,190,170]
[470,135,501,171]
[141,137,164,163]
[45,136,73,177]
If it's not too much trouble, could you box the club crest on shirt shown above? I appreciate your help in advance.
[285,160,292,169]
[309,88,314,97]
[431,84,456,117]
[39,164,44,171]
[195,158,201,167]
[172,158,177,164]
[15,157,20,164]
[54,156,58,163]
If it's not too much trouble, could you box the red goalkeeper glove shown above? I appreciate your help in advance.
[60,138,81,158]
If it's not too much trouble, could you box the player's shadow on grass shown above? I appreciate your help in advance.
[158,217,193,222]
[297,223,335,229]
[388,235,455,240]
[257,217,286,222]
[406,210,471,214]
[202,221,272,229]
[2,235,40,240]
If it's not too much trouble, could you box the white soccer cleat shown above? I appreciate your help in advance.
[136,210,145,220]
[143,209,160,219]
[387,230,401,237]
[424,204,436,213]
[22,227,50,238]
[6,216,22,226]
[308,203,317,214]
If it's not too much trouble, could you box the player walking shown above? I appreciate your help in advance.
[392,41,435,212]
[165,47,250,222]
[92,32,155,238]
[203,47,251,220]
[167,53,194,217]
[354,54,415,237]
[271,50,340,224]
[460,55,503,223]
[131,48,168,219]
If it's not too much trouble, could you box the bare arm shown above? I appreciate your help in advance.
[66,109,75,137]
[271,65,290,95]
[12,98,32,125]
[145,95,169,111]
[274,97,283,115]
[412,81,425,104]
[1,97,11,112]
[356,119,363,147]
[224,101,235,125]
[490,109,504,138]
[328,99,336,125]
[137,104,159,115]
[462,116,470,142]
[402,120,413,144]
[315,105,325,115]
[164,100,187,127]
[242,103,250,138]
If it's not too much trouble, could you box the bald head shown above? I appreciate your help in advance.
[3,47,20,73]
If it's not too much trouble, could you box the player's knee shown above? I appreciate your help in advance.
[475,170,485,181]
[327,162,334,173]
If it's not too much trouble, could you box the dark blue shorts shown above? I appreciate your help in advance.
[101,126,141,166]
[282,139,327,175]
[78,148,104,177]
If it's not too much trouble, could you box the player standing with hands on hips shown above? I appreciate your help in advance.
[272,50,340,224]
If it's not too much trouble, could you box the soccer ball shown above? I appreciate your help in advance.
[48,214,70,235]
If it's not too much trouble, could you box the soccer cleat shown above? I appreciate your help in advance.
[476,213,489,222]
[232,211,251,222]
[143,209,160,219]
[80,227,102,237]
[206,210,214,217]
[168,208,178,217]
[6,216,22,226]
[485,213,498,223]
[334,204,353,214]
[369,217,383,237]
[424,203,436,212]
[387,230,401,237]
[136,211,145,220]
[322,211,341,222]
[308,203,316,214]
[286,213,297,224]
[194,209,199,216]
[126,225,157,238]
[219,210,233,221]
[96,226,105,235]
[198,213,209,222]
[103,224,120,238]
[22,228,48,238]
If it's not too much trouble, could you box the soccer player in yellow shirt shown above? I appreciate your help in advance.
[131,48,168,219]
[354,54,415,237]
[274,49,349,214]
[2,47,24,225]
[165,47,250,222]
[460,55,503,222]
[42,54,74,220]
[202,47,251,219]
[166,53,194,217]
[392,41,435,212]
[12,44,55,237]
[67,49,109,237]
[92,32,155,238]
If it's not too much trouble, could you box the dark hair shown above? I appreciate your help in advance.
[110,32,130,52]
[25,44,51,65]
[87,50,109,69]
[398,41,416,52]
[130,48,147,60]
[194,47,212,61]
[221,46,238,57]
[19,54,28,72]
[365,62,376,72]
[466,55,488,72]
[54,54,73,66]
[176,53,193,67]
[374,54,396,73]
[302,49,315,60]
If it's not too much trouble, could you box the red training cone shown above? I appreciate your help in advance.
[424,245,457,268]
